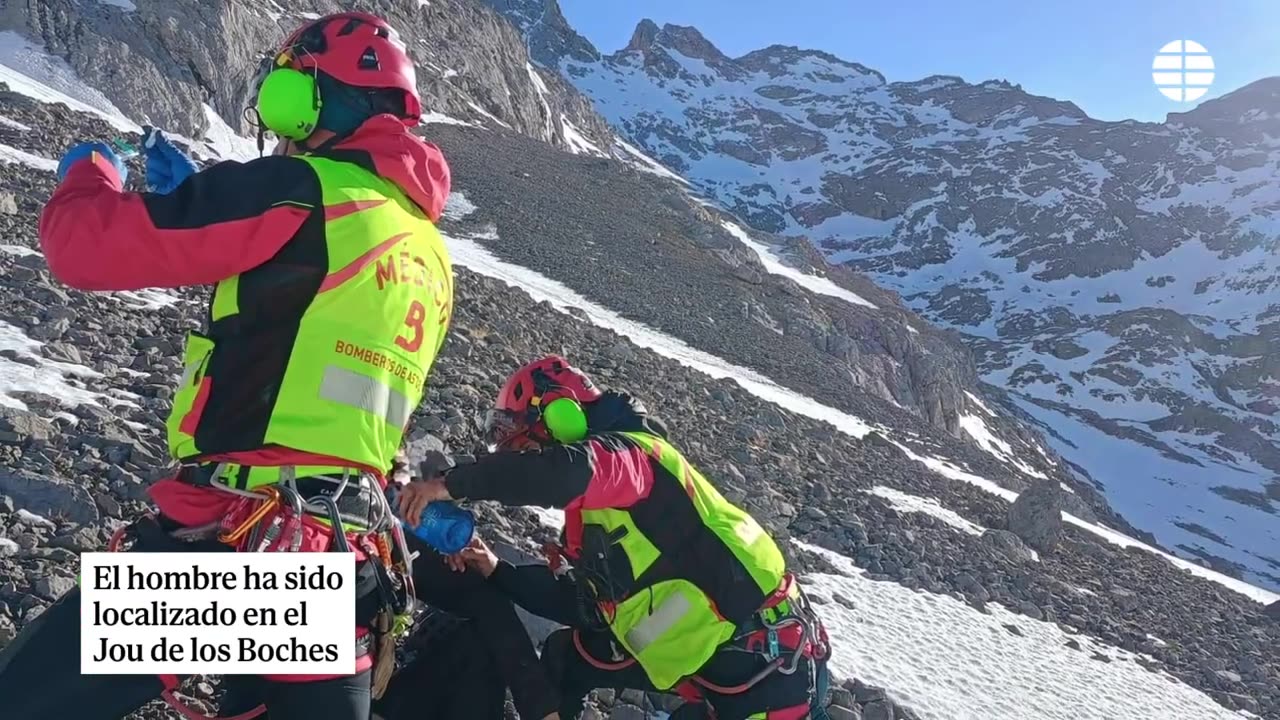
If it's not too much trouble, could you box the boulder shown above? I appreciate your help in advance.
[1008,481,1063,552]
[1265,600,1280,621]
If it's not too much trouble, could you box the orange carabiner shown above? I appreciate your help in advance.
[218,487,282,545]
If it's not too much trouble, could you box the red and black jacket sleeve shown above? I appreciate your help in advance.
[39,152,321,291]
[442,433,658,510]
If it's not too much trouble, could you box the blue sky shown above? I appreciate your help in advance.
[558,0,1280,122]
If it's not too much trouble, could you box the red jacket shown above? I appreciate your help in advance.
[41,116,450,680]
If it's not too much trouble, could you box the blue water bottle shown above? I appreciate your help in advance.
[388,485,476,554]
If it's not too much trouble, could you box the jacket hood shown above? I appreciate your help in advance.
[585,390,670,439]
[328,114,451,221]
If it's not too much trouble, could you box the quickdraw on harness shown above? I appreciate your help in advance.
[205,464,420,698]
[106,463,422,720]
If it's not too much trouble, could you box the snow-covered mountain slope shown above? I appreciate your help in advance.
[1,18,1279,719]
[487,6,1280,591]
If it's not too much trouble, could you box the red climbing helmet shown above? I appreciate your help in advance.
[269,11,422,123]
[484,356,603,451]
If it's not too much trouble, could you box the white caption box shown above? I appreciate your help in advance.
[80,552,356,675]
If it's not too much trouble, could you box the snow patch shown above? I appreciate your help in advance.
[447,232,875,441]
[0,115,31,130]
[1011,394,1279,597]
[466,101,513,129]
[525,63,554,141]
[959,412,1046,479]
[559,115,603,156]
[442,191,479,222]
[197,104,260,163]
[0,142,57,172]
[614,138,689,184]
[867,486,985,536]
[891,436,1276,604]
[419,111,476,128]
[96,0,137,10]
[719,219,878,309]
[0,321,133,411]
[964,390,997,417]
[115,289,182,310]
[0,31,141,132]
[797,541,1252,720]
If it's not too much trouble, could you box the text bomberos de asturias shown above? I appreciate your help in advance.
[90,563,344,664]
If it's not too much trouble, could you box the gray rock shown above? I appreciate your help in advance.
[828,705,862,720]
[0,408,54,444]
[0,470,99,525]
[862,700,895,720]
[606,704,647,720]
[33,574,74,601]
[980,529,1037,563]
[1264,600,1280,620]
[1007,482,1063,553]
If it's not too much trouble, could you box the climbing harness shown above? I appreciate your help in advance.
[104,463,420,718]
[569,569,830,700]
[714,574,831,692]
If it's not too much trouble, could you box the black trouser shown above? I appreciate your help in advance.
[0,517,372,720]
[388,534,560,720]
[373,611,507,720]
[494,563,826,720]
[0,598,372,720]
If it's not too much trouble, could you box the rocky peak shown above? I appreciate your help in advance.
[482,0,600,66]
[656,23,728,64]
[623,18,661,54]
[618,20,728,66]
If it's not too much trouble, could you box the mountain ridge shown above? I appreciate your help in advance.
[484,2,1280,590]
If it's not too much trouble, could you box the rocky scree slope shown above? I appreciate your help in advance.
[0,85,1278,718]
[0,91,1277,719]
[486,6,1280,590]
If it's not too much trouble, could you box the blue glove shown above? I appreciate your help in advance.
[56,142,127,185]
[143,126,199,194]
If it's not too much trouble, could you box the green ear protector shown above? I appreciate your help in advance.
[536,396,589,444]
[255,60,323,142]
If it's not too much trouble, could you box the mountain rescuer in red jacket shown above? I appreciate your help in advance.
[0,12,453,720]
[398,356,834,720]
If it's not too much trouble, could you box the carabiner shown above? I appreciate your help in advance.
[313,495,351,553]
[219,487,281,546]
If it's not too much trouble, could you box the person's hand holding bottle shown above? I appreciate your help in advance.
[444,536,499,578]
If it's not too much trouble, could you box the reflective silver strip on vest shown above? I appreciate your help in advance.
[624,592,693,654]
[319,365,413,428]
[179,362,200,388]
